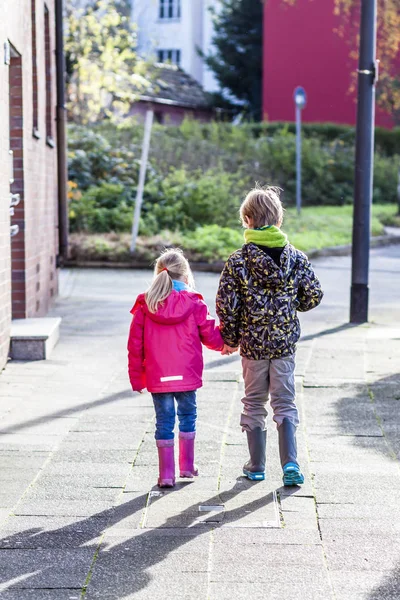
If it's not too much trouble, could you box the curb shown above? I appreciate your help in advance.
[64,233,400,272]
[307,233,400,260]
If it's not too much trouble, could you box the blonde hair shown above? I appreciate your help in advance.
[240,185,284,229]
[145,248,195,313]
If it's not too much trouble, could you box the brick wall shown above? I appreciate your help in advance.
[0,0,59,370]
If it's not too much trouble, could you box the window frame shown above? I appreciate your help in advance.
[157,48,182,67]
[44,4,54,148]
[157,49,181,66]
[159,0,181,20]
[31,0,40,139]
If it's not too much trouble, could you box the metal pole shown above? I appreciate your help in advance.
[130,109,154,253]
[350,0,377,323]
[296,105,301,215]
[55,0,69,265]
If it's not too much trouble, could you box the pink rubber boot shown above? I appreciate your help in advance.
[179,431,199,478]
[156,439,175,488]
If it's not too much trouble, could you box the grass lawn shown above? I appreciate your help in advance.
[284,203,399,252]
[68,204,399,264]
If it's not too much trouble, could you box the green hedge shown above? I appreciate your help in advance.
[69,183,133,233]
[68,121,400,234]
[228,122,400,156]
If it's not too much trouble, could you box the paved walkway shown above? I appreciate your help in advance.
[0,247,399,599]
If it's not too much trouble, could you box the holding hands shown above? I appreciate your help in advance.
[221,344,239,356]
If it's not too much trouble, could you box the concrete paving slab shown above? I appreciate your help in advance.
[319,517,400,535]
[13,499,116,517]
[312,472,397,490]
[49,449,136,464]
[0,590,83,600]
[331,570,400,600]
[324,539,400,571]
[317,503,400,520]
[0,418,77,437]
[141,489,225,528]
[280,495,319,530]
[315,486,399,505]
[0,514,109,534]
[0,510,11,526]
[21,487,120,504]
[0,529,102,549]
[0,435,60,451]
[85,531,210,599]
[0,548,94,588]
[208,574,330,600]
[72,414,154,433]
[85,572,208,600]
[57,431,145,450]
[30,473,129,490]
[211,542,326,578]
[43,462,132,478]
[212,526,322,546]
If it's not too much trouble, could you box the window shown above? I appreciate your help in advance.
[159,0,181,20]
[44,5,54,146]
[31,0,39,137]
[157,49,181,66]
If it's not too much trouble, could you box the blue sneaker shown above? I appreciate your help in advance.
[283,462,304,486]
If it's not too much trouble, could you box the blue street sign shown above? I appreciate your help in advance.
[294,86,307,109]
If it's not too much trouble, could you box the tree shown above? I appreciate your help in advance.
[337,0,400,123]
[203,0,263,121]
[65,0,149,124]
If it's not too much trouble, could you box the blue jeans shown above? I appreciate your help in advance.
[152,391,197,440]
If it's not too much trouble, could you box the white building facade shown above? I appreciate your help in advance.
[131,0,220,92]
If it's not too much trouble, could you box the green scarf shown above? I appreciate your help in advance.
[244,225,288,247]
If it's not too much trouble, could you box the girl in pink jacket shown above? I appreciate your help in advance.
[128,248,224,488]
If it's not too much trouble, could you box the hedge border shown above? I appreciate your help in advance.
[64,231,400,273]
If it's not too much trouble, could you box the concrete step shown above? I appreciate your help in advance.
[9,318,61,361]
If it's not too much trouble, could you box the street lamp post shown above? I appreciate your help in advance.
[294,86,307,215]
[350,0,377,323]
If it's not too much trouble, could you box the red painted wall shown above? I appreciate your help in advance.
[263,0,392,128]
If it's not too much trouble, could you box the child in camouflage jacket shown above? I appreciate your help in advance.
[216,186,323,485]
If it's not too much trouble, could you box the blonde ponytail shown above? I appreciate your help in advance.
[145,248,195,313]
[145,270,172,314]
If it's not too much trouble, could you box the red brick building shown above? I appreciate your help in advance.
[0,1,66,370]
[263,0,393,128]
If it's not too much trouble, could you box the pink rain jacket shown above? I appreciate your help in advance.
[128,291,224,393]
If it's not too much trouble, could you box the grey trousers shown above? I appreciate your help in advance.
[240,355,299,432]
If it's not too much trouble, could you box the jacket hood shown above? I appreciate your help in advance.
[131,291,203,325]
[241,243,298,287]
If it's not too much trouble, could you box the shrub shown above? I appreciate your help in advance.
[67,120,400,236]
[68,125,140,190]
[142,168,247,232]
[181,224,243,261]
[69,182,133,232]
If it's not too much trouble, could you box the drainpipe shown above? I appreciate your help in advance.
[55,0,69,265]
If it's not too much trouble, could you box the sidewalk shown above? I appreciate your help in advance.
[0,247,399,600]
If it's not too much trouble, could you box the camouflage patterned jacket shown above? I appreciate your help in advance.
[216,243,323,359]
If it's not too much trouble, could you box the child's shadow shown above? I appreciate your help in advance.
[84,477,278,598]
[0,478,278,598]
